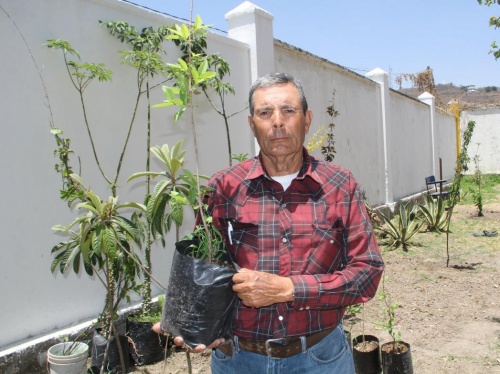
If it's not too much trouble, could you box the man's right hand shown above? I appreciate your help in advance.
[152,322,225,352]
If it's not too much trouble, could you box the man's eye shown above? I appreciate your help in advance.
[259,111,270,117]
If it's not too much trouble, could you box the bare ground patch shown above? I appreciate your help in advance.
[132,203,500,374]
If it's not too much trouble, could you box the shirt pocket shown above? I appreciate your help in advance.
[309,219,345,273]
[228,220,260,264]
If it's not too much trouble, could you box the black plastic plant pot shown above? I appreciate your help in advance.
[381,341,413,374]
[352,334,381,374]
[160,239,237,349]
[90,328,130,373]
[127,319,166,366]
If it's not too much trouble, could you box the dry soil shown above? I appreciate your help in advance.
[130,203,500,374]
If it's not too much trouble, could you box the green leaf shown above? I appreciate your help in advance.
[100,226,117,255]
[150,145,168,165]
[180,23,190,40]
[116,201,146,212]
[191,65,199,83]
[114,216,141,242]
[127,171,164,182]
[86,190,103,213]
[177,58,188,71]
[169,197,184,226]
[194,15,203,30]
[80,234,91,263]
[174,107,186,122]
[91,228,101,255]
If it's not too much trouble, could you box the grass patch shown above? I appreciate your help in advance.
[380,174,500,260]
[458,174,500,205]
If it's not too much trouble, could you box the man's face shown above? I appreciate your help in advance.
[249,83,312,161]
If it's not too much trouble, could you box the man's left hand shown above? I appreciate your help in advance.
[232,268,294,308]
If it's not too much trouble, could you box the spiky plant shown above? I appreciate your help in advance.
[376,203,423,251]
[418,195,449,233]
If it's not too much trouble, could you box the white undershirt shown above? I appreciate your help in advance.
[272,172,299,190]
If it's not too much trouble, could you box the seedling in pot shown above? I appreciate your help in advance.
[376,276,404,353]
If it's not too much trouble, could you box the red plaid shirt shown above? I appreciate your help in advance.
[207,149,384,341]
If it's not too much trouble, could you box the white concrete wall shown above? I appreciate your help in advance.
[274,42,387,205]
[390,93,434,201]
[274,42,457,205]
[436,109,459,178]
[461,108,500,174]
[0,0,460,353]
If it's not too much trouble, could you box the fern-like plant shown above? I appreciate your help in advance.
[376,203,423,251]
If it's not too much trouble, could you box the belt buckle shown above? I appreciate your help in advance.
[264,337,288,359]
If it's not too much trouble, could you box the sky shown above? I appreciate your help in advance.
[126,0,500,89]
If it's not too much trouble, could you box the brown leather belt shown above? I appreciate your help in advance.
[217,327,335,359]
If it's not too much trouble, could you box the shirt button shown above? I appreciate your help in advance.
[305,306,310,310]
[299,307,304,311]
[282,238,287,243]
[278,315,284,321]
[281,204,286,209]
[330,240,334,244]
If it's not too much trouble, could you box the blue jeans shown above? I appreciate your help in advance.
[211,324,354,374]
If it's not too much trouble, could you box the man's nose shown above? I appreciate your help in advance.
[271,109,285,127]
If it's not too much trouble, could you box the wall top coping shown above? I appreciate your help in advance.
[366,67,388,78]
[225,1,274,21]
[274,40,374,85]
[418,91,435,100]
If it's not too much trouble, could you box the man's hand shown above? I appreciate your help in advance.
[232,268,294,308]
[151,322,224,352]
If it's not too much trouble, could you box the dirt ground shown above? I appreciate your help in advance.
[131,203,500,374]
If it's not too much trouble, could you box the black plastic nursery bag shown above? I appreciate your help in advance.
[161,239,237,348]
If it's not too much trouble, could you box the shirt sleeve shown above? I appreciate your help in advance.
[288,176,384,310]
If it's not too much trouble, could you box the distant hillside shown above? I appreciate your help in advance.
[399,84,500,110]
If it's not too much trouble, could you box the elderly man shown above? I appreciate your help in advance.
[155,72,384,373]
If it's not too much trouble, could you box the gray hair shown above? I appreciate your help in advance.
[248,73,308,116]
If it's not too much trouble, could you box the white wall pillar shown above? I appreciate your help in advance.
[366,68,393,207]
[418,92,436,176]
[225,1,275,156]
[225,1,275,83]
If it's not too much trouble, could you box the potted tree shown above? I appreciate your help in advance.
[50,173,144,373]
[100,20,172,366]
[132,139,237,349]
[46,37,153,373]
[376,277,413,374]
[127,139,201,359]
[148,15,238,348]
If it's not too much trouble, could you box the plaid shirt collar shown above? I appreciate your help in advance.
[244,148,324,187]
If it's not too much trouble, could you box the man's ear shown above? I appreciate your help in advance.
[248,115,256,136]
[304,110,313,134]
